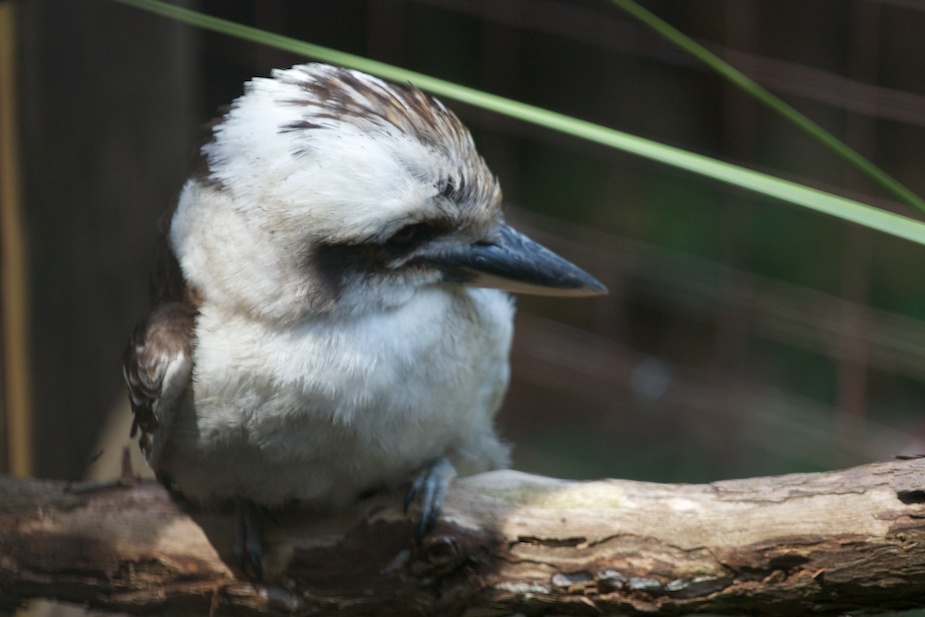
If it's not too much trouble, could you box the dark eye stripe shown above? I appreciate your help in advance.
[310,219,454,298]
[389,221,437,246]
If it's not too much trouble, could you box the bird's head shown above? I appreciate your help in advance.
[170,63,605,323]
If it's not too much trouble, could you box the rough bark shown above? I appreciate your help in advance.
[2,459,925,616]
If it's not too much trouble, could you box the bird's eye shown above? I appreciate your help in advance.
[389,222,433,246]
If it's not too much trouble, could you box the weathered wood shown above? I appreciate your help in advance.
[2,459,925,615]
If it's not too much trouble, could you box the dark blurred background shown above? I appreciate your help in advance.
[4,0,925,486]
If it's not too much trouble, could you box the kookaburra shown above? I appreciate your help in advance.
[124,63,605,577]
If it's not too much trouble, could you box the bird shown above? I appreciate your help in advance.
[123,63,606,578]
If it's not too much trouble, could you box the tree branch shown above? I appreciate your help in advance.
[3,459,925,615]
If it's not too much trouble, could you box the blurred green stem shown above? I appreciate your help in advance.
[610,0,925,214]
[111,0,925,247]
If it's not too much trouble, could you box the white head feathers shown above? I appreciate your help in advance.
[169,64,503,322]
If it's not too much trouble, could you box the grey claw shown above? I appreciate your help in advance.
[406,457,456,542]
[236,499,264,581]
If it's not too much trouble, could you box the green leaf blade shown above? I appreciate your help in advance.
[110,0,925,247]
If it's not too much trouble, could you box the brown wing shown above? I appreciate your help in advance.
[123,302,196,467]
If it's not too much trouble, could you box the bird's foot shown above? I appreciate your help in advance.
[235,499,264,581]
[404,457,457,543]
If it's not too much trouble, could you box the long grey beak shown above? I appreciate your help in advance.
[426,224,607,297]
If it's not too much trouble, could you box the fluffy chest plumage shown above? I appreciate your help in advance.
[157,287,514,506]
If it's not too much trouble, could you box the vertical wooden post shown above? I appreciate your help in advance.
[0,0,33,477]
